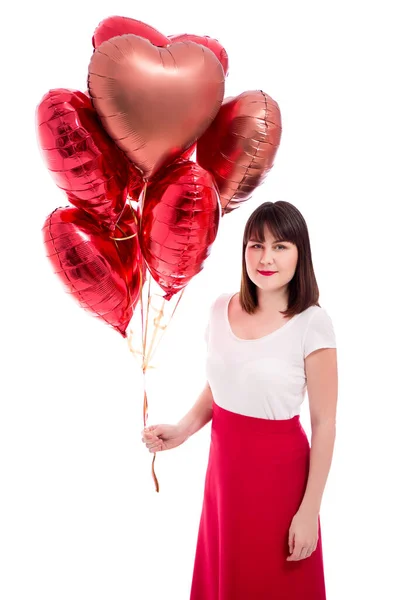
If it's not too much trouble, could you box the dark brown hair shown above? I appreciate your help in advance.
[240,201,320,317]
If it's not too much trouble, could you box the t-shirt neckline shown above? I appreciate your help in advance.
[224,292,302,342]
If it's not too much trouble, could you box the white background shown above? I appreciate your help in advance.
[1,1,399,598]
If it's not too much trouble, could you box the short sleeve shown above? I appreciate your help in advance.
[303,308,336,359]
[204,295,222,346]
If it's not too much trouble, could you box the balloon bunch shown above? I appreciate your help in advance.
[36,15,282,491]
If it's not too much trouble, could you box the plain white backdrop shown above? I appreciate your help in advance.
[1,0,399,598]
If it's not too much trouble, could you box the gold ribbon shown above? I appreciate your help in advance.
[109,182,186,493]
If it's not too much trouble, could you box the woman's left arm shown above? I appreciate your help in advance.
[299,346,339,515]
[287,347,338,561]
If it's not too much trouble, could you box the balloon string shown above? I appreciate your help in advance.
[109,213,138,241]
[142,277,151,368]
[127,284,187,493]
[136,182,159,492]
[145,298,165,369]
[146,288,186,368]
[139,182,148,236]
[106,182,159,491]
[139,288,185,493]
[127,196,139,221]
[109,177,147,241]
[110,231,137,240]
[112,229,132,309]
[127,317,159,493]
[121,180,189,494]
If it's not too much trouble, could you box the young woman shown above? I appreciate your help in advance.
[142,200,338,599]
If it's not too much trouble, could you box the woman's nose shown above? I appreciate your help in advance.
[260,250,274,263]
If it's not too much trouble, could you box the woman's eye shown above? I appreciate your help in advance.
[251,244,286,250]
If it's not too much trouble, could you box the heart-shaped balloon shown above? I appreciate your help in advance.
[36,89,144,231]
[42,204,145,337]
[169,34,228,75]
[92,15,169,48]
[88,34,225,181]
[197,90,282,214]
[139,161,221,300]
[92,16,229,74]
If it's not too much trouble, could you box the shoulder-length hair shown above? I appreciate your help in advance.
[240,201,320,318]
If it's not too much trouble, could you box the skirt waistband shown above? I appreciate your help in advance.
[211,400,302,435]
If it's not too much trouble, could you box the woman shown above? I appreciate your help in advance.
[142,200,338,599]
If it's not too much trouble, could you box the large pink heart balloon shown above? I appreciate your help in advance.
[169,34,228,75]
[88,34,225,180]
[92,16,229,74]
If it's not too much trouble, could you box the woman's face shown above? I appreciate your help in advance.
[245,226,299,292]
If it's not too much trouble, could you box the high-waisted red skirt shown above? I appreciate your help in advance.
[190,400,326,600]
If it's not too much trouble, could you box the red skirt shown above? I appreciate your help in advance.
[189,400,326,600]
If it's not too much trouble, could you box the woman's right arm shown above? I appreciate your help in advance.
[177,381,214,439]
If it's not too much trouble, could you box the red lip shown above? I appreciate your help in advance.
[258,270,277,276]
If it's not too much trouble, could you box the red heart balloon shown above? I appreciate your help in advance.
[92,15,169,47]
[36,89,144,231]
[88,35,224,180]
[42,204,145,337]
[139,161,221,300]
[169,34,228,75]
[92,16,229,75]
[197,90,282,214]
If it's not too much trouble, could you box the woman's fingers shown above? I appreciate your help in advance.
[141,427,166,452]
[146,437,162,453]
[291,544,316,561]
[141,431,162,451]
[299,547,310,560]
[149,443,162,453]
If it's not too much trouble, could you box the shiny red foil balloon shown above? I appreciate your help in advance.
[169,34,229,75]
[139,161,221,300]
[88,35,224,181]
[36,89,143,231]
[42,204,145,337]
[92,15,169,47]
[92,16,229,74]
[197,90,282,214]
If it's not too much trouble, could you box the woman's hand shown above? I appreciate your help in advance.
[287,508,319,561]
[141,424,189,453]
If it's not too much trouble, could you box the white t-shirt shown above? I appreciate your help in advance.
[205,292,337,420]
